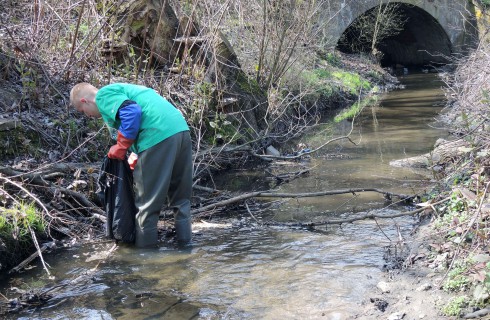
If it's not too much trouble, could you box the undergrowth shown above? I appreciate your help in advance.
[426,41,490,317]
[0,202,46,271]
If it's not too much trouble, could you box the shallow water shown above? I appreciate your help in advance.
[2,72,448,319]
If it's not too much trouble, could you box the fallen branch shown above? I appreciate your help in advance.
[268,206,425,227]
[258,188,410,199]
[0,163,98,181]
[28,226,51,277]
[0,176,56,276]
[192,188,412,217]
[0,176,52,219]
[265,166,312,183]
[9,241,57,274]
[0,166,104,216]
[252,109,360,161]
[265,196,451,228]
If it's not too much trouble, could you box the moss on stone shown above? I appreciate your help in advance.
[236,72,263,96]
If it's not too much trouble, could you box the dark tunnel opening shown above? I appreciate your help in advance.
[336,3,452,69]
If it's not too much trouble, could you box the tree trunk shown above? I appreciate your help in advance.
[103,0,180,65]
[204,31,267,138]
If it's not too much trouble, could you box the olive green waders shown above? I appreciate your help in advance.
[133,131,192,247]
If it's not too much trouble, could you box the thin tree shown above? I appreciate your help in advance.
[339,1,407,61]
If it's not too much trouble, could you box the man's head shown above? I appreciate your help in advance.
[70,83,101,118]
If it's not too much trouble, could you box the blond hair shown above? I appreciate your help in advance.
[69,82,98,107]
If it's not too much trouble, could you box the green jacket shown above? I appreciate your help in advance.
[95,83,189,153]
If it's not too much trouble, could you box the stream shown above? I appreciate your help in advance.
[2,72,448,320]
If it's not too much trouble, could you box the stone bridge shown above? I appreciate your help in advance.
[320,0,479,66]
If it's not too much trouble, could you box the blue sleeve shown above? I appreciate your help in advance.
[117,103,142,140]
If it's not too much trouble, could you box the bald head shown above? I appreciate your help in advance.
[70,83,101,118]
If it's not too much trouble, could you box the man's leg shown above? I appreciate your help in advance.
[167,131,193,244]
[133,134,182,247]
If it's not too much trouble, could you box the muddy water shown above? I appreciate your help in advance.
[3,73,448,320]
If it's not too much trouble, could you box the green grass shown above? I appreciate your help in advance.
[237,72,263,95]
[300,68,335,99]
[325,52,342,68]
[332,71,372,95]
[442,296,467,316]
[0,202,45,244]
[443,262,471,292]
[334,95,378,122]
[300,68,372,103]
[434,193,470,230]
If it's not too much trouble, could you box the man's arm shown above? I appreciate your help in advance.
[107,100,142,160]
[117,100,142,140]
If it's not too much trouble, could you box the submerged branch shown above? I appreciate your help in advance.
[192,187,412,217]
[1,243,118,315]
[264,197,451,228]
[267,209,424,227]
[9,241,57,274]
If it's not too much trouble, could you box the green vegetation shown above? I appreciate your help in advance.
[189,81,213,127]
[434,193,470,230]
[332,71,372,95]
[0,1,487,318]
[0,126,27,158]
[0,201,49,274]
[300,65,374,107]
[334,95,378,122]
[209,113,239,145]
[325,52,342,68]
[300,68,335,99]
[0,202,45,245]
[472,261,490,303]
[237,72,263,95]
[16,60,39,105]
[443,261,471,292]
[442,296,467,317]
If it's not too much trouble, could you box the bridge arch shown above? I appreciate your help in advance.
[322,0,478,66]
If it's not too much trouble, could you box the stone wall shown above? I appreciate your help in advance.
[319,0,478,59]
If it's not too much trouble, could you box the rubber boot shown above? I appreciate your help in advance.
[174,218,192,244]
[135,226,158,248]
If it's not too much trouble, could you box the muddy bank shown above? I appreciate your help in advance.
[357,54,490,318]
[355,221,455,319]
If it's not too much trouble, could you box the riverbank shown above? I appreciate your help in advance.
[356,44,490,319]
[358,219,489,319]
[357,221,454,319]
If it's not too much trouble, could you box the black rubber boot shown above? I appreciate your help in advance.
[174,218,192,244]
[135,226,158,248]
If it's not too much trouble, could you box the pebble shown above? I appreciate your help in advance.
[377,281,391,293]
[416,283,432,291]
[388,312,405,320]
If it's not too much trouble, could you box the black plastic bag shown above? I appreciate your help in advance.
[97,156,137,243]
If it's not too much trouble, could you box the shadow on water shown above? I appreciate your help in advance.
[1,72,449,319]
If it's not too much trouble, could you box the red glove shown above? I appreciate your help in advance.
[108,131,134,160]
